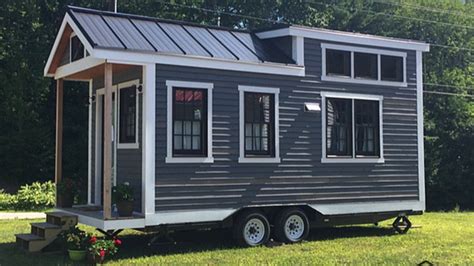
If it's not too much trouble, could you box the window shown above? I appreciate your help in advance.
[354,52,377,80]
[239,86,280,163]
[70,35,85,62]
[322,43,406,86]
[381,55,404,82]
[166,80,213,163]
[244,92,275,156]
[326,49,351,77]
[322,92,384,163]
[119,85,137,144]
[172,88,207,156]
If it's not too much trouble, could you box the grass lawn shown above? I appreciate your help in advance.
[0,212,473,265]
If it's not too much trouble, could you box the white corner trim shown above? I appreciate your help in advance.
[292,36,304,65]
[321,91,384,163]
[238,85,280,163]
[143,64,156,216]
[256,26,430,52]
[416,51,426,211]
[165,80,214,164]
[92,48,305,77]
[117,79,140,150]
[320,43,407,87]
[54,56,105,80]
[87,80,92,205]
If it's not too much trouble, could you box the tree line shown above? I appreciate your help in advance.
[0,0,472,210]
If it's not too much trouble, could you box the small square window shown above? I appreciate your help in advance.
[326,49,351,77]
[354,52,378,80]
[381,55,404,82]
[70,35,85,62]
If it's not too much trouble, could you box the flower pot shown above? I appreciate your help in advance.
[59,194,73,208]
[116,200,133,217]
[68,249,87,261]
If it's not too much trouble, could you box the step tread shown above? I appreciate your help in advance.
[30,222,61,230]
[15,234,44,242]
[46,212,77,219]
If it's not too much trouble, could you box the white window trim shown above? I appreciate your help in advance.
[321,43,407,87]
[117,79,140,149]
[321,91,384,164]
[238,85,281,164]
[166,80,214,163]
[69,32,87,63]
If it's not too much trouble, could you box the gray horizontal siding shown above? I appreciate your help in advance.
[154,38,420,212]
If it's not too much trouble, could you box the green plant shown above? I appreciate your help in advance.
[89,236,121,262]
[59,226,90,250]
[13,181,56,210]
[57,178,79,196]
[112,183,134,203]
[0,190,15,210]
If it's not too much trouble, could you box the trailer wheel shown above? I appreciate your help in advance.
[274,208,309,243]
[233,210,270,247]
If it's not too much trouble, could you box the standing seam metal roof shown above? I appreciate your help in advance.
[67,6,295,65]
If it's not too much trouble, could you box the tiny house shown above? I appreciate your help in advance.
[43,6,429,246]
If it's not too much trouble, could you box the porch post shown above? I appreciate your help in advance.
[103,63,113,219]
[55,79,64,207]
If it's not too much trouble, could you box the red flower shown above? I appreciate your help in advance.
[90,236,97,244]
[114,239,122,246]
[99,249,105,258]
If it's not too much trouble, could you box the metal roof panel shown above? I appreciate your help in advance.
[131,19,183,55]
[208,29,260,62]
[71,11,124,49]
[158,23,210,57]
[183,26,236,60]
[102,16,155,51]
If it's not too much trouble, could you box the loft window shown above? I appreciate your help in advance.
[70,35,85,62]
[326,49,351,77]
[172,88,207,156]
[381,55,404,82]
[354,52,378,80]
[119,86,137,144]
[244,92,275,157]
[325,96,382,160]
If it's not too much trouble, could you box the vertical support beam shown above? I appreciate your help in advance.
[416,51,425,211]
[87,80,92,205]
[142,64,156,217]
[103,63,113,219]
[55,79,64,206]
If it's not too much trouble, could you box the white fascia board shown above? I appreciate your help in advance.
[91,48,305,77]
[54,56,105,80]
[310,200,424,215]
[257,26,430,52]
[44,13,95,77]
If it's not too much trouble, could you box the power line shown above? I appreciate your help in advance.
[424,83,474,91]
[423,90,474,98]
[372,0,474,19]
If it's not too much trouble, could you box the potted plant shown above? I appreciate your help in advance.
[57,178,78,208]
[112,183,134,217]
[59,226,91,261]
[89,236,121,264]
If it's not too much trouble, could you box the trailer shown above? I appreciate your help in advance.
[27,6,430,248]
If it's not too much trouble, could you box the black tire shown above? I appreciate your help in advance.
[274,208,310,243]
[233,210,271,247]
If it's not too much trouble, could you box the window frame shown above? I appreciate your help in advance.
[166,80,214,163]
[321,43,407,87]
[117,79,140,149]
[321,91,384,164]
[69,32,86,63]
[238,85,280,163]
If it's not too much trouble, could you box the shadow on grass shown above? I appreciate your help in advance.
[0,225,396,264]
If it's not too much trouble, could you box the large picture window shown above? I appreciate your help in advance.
[244,92,275,156]
[322,92,383,163]
[172,88,207,156]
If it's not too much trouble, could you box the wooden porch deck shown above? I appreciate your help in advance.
[58,205,144,221]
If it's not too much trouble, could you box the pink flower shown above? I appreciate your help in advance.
[114,239,122,246]
[99,249,105,258]
[90,236,97,244]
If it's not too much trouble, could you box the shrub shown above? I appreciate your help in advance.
[13,181,56,210]
[0,190,15,210]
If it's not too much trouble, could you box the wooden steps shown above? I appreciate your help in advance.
[15,212,78,252]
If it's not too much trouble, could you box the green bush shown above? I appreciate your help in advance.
[0,181,56,211]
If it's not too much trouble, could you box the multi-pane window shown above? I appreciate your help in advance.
[354,52,377,80]
[172,88,207,156]
[326,97,381,158]
[119,86,137,144]
[244,92,275,157]
[381,55,404,82]
[70,35,85,62]
[326,49,351,77]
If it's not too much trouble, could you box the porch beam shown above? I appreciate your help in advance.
[103,63,113,219]
[55,79,64,206]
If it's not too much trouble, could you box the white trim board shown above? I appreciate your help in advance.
[416,51,426,211]
[238,85,281,163]
[256,26,430,52]
[321,43,407,87]
[87,80,92,205]
[320,91,384,164]
[116,79,140,150]
[165,80,214,164]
